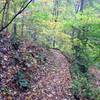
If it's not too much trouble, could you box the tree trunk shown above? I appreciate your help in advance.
[80,0,84,12]
[13,7,17,36]
[75,0,84,13]
[52,0,60,22]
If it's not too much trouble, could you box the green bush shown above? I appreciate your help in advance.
[12,70,30,91]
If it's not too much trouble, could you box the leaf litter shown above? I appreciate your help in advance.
[0,33,74,100]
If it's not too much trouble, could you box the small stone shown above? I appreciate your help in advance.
[63,99,67,100]
[13,91,17,95]
[47,94,53,97]
[4,55,8,61]
[2,66,6,68]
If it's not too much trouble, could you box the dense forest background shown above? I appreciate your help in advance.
[0,0,100,100]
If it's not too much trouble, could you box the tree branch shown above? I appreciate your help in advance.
[0,0,33,32]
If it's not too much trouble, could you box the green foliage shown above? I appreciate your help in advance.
[17,79,30,91]
[13,70,30,91]
[15,70,25,80]
[72,76,93,99]
[93,88,100,100]
[0,87,9,95]
[35,51,46,64]
[32,12,49,21]
[70,11,100,99]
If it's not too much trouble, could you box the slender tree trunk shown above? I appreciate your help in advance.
[1,0,10,32]
[5,1,10,32]
[80,0,84,12]
[1,1,7,29]
[52,0,60,22]
[21,13,24,36]
[75,0,84,13]
[13,7,17,35]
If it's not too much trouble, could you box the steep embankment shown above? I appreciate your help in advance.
[0,33,74,100]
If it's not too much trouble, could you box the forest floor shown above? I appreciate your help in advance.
[0,33,100,100]
[0,33,74,100]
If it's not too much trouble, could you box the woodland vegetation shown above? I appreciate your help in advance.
[0,0,100,100]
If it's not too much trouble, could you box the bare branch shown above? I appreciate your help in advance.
[0,0,33,32]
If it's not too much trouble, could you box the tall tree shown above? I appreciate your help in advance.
[1,0,10,32]
[52,0,61,22]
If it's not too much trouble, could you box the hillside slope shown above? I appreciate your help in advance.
[0,33,74,100]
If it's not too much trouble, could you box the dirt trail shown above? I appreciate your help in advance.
[32,49,73,100]
[50,49,71,89]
